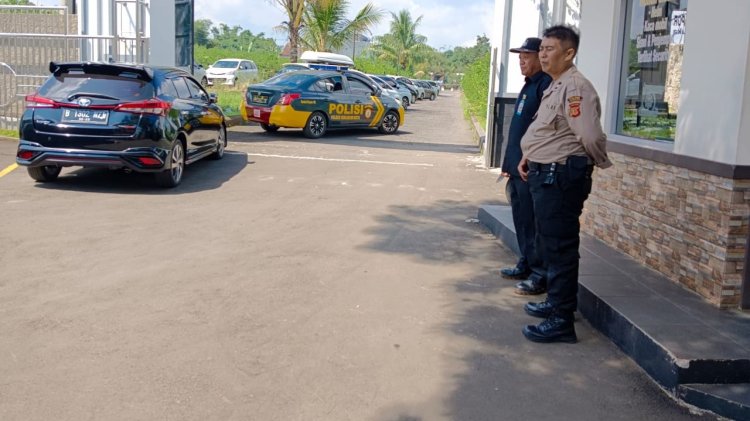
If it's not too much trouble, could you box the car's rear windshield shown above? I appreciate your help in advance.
[264,73,314,89]
[38,74,155,102]
[213,60,239,69]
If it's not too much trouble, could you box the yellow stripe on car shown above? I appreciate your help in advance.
[369,96,385,127]
[269,104,311,128]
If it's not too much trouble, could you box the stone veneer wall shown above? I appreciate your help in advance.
[581,151,750,308]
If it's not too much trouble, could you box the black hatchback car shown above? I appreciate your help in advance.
[16,62,227,187]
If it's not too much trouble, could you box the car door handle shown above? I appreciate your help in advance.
[355,100,362,104]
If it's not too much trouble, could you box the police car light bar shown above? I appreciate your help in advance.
[309,63,349,71]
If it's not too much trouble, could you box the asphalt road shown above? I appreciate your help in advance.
[0,92,714,420]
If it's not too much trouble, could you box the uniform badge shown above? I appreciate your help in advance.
[569,102,581,118]
[567,96,582,103]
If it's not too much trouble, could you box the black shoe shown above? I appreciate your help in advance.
[514,279,547,295]
[524,301,553,318]
[522,314,577,343]
[500,267,530,279]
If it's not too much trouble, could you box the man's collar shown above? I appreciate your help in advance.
[526,70,548,83]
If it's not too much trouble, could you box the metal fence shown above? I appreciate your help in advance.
[0,4,150,130]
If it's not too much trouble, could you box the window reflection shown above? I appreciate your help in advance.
[618,0,688,142]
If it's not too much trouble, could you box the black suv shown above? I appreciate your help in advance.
[16,62,227,187]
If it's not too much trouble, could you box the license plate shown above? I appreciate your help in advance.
[253,109,261,118]
[62,108,109,125]
[252,94,268,104]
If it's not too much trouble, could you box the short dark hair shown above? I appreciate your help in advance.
[543,25,580,52]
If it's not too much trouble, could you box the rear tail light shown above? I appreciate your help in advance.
[25,94,59,109]
[137,157,162,166]
[17,150,36,160]
[277,93,301,106]
[115,99,171,116]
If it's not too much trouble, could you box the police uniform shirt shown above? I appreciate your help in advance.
[502,71,552,177]
[520,65,613,169]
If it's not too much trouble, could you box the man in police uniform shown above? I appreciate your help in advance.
[518,25,612,343]
[499,37,552,299]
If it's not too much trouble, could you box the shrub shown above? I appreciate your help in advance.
[460,52,490,126]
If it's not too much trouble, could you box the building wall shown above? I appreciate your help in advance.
[576,0,750,308]
[582,153,750,307]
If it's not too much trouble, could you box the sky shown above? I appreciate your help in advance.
[33,0,495,50]
[192,0,496,51]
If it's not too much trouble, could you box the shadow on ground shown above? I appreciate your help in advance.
[359,199,713,421]
[31,150,250,194]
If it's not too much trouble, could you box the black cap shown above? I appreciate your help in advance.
[510,37,542,53]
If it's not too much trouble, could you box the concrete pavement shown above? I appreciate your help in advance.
[0,92,713,420]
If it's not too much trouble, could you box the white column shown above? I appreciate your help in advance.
[675,0,750,165]
[148,1,175,66]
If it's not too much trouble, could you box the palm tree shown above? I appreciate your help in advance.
[371,10,429,72]
[271,0,306,62]
[300,0,383,53]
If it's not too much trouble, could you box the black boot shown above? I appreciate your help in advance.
[524,300,554,318]
[522,313,577,343]
[514,279,547,295]
[500,266,530,279]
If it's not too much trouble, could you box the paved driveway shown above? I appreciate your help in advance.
[0,93,711,420]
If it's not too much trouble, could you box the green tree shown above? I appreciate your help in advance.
[370,10,429,72]
[194,19,213,47]
[300,0,383,52]
[270,0,306,62]
[0,0,35,4]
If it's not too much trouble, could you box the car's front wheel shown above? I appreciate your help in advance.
[155,141,184,187]
[210,125,227,160]
[261,123,279,132]
[303,111,327,139]
[27,165,61,182]
[378,110,400,134]
[429,93,436,101]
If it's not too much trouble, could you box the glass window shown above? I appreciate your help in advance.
[617,0,688,142]
[185,77,208,101]
[171,77,192,99]
[348,78,373,95]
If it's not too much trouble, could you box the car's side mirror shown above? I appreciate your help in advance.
[209,92,218,104]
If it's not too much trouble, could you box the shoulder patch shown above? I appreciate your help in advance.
[569,102,581,118]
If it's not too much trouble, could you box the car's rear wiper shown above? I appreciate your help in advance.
[67,93,120,101]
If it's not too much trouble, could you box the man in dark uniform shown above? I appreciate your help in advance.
[518,25,612,343]
[499,37,553,298]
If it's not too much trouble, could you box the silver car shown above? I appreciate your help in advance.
[206,58,258,87]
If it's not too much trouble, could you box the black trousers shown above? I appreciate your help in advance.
[527,159,592,316]
[507,176,545,284]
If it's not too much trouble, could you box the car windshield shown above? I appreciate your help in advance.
[38,74,154,102]
[213,60,239,69]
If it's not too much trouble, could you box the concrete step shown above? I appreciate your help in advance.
[678,384,750,421]
[478,204,750,419]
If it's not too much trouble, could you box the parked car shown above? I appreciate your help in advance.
[417,80,438,100]
[243,69,404,138]
[370,74,413,109]
[396,77,424,100]
[191,63,207,86]
[206,58,258,86]
[16,61,227,187]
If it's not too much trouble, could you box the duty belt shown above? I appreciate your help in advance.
[528,161,565,172]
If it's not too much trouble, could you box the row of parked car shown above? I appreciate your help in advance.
[13,53,442,188]
[241,51,443,139]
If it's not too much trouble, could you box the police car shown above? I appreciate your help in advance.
[243,69,404,138]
